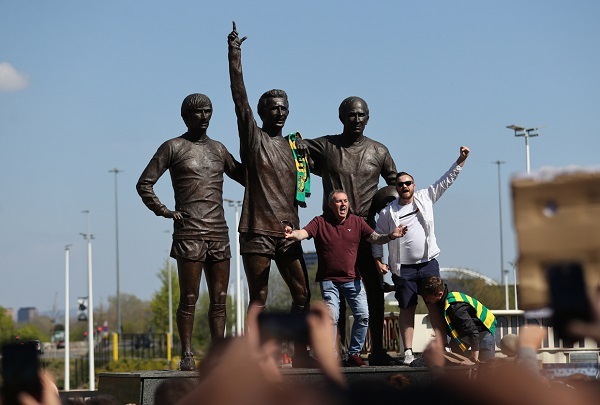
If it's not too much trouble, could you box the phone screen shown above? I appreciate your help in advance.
[258,312,310,344]
[547,262,593,343]
[1,342,43,405]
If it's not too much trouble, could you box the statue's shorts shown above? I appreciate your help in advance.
[170,239,231,263]
[239,232,303,259]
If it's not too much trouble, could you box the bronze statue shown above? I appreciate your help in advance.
[305,97,398,365]
[227,22,312,366]
[136,93,244,371]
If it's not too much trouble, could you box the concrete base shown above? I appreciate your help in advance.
[97,365,437,405]
[98,370,197,405]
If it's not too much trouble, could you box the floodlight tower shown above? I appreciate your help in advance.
[224,198,243,336]
[109,168,122,336]
[492,160,509,310]
[164,229,173,351]
[80,210,95,390]
[64,244,72,391]
[506,125,539,174]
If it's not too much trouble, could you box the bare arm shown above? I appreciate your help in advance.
[366,225,406,245]
[367,232,392,245]
[284,228,309,241]
[372,208,393,274]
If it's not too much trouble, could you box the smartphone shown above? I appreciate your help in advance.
[547,262,593,343]
[1,342,43,405]
[258,312,310,344]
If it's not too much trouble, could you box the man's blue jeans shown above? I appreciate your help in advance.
[320,279,369,355]
[449,330,496,362]
[479,331,496,362]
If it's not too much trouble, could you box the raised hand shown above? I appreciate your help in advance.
[228,21,247,49]
[457,145,470,165]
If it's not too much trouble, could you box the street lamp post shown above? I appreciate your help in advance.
[109,168,122,336]
[64,244,72,391]
[506,125,539,174]
[509,262,519,310]
[80,210,95,391]
[164,230,173,351]
[224,198,243,336]
[492,161,509,310]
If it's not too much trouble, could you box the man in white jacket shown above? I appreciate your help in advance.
[372,146,470,365]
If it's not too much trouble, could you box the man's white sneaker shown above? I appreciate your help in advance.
[403,353,415,365]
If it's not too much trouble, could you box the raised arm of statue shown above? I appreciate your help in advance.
[227,21,256,149]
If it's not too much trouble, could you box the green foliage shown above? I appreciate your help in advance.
[69,323,88,341]
[192,293,236,355]
[0,307,17,344]
[40,358,173,390]
[444,278,514,310]
[306,262,321,305]
[264,261,321,311]
[112,293,152,333]
[24,315,53,341]
[150,259,180,333]
[192,294,211,352]
[265,266,292,311]
[148,259,239,355]
[408,278,515,314]
[15,324,48,341]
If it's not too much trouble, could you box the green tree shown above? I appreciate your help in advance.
[117,293,152,333]
[264,261,322,311]
[409,276,515,314]
[0,307,17,344]
[447,278,514,310]
[15,324,47,341]
[193,292,236,354]
[148,259,242,355]
[149,259,180,333]
[69,322,88,341]
[193,294,211,352]
[265,267,292,311]
[26,315,54,341]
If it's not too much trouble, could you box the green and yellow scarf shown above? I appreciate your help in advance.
[444,291,497,352]
[285,132,311,208]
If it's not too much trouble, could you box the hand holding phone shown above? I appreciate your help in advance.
[1,342,43,405]
[258,312,310,344]
[547,262,593,343]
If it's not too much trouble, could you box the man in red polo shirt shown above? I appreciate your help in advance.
[285,190,405,366]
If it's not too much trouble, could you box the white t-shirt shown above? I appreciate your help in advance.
[396,202,427,264]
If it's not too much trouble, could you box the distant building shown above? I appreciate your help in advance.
[303,251,318,269]
[17,307,38,323]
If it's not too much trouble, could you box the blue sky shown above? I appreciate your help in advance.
[1,1,599,317]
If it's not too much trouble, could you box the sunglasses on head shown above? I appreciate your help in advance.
[396,181,414,187]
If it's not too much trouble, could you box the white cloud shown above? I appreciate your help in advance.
[0,62,29,91]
